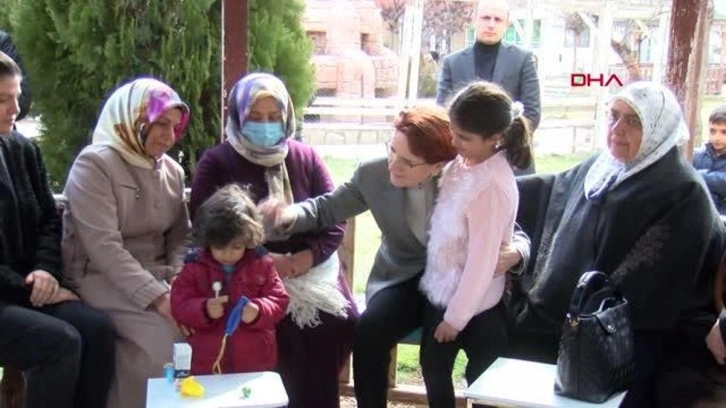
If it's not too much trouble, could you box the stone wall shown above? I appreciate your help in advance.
[305,0,400,98]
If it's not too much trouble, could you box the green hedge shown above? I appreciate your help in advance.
[2,0,314,189]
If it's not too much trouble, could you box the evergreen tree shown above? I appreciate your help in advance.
[3,0,221,188]
[248,0,315,122]
[1,0,314,187]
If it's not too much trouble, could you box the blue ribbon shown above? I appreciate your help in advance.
[225,296,250,336]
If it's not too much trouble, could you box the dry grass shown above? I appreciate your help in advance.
[340,396,427,408]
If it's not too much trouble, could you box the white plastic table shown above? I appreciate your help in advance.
[146,371,288,408]
[464,358,626,408]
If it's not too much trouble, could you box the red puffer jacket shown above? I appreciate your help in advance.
[170,247,289,374]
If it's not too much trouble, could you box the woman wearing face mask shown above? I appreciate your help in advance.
[189,73,356,408]
[62,78,192,408]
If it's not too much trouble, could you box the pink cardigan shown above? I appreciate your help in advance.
[420,151,518,331]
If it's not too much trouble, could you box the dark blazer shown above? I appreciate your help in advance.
[0,132,62,305]
[436,42,541,130]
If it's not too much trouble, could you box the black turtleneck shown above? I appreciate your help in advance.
[474,41,501,81]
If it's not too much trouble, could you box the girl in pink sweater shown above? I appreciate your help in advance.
[419,81,533,408]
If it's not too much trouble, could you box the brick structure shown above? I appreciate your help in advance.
[304,0,400,99]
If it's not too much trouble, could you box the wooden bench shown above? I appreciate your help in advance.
[464,358,626,408]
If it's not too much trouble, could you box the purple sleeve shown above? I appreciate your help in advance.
[299,151,346,266]
[189,149,226,221]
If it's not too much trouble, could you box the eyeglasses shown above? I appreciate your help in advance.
[608,110,641,129]
[385,140,428,169]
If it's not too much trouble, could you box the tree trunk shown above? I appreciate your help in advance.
[222,0,248,141]
[665,0,709,160]
[572,33,579,73]
[611,39,641,81]
[0,368,26,408]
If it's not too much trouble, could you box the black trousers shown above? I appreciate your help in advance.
[420,301,508,408]
[0,300,116,408]
[352,274,425,408]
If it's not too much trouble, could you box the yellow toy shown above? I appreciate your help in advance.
[179,376,206,398]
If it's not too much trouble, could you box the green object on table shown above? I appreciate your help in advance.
[241,386,251,399]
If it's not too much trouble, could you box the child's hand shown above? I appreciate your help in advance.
[206,295,229,319]
[241,301,260,323]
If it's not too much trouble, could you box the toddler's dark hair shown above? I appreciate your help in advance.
[192,184,265,248]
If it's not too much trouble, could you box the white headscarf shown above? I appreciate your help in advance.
[92,78,190,169]
[584,82,689,199]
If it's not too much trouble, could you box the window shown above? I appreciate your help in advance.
[465,26,476,47]
[503,19,542,48]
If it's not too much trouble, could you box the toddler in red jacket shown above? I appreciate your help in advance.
[171,184,289,375]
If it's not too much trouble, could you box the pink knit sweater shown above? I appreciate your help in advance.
[420,151,518,331]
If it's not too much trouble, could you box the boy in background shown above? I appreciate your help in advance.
[694,105,726,215]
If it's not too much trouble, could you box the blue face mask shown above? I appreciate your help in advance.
[241,121,285,147]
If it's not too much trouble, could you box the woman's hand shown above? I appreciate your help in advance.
[25,270,60,307]
[289,250,314,277]
[257,198,294,228]
[152,292,174,322]
[495,243,522,276]
[434,320,460,343]
[269,253,296,278]
[270,251,313,278]
[47,287,81,304]
[706,320,726,365]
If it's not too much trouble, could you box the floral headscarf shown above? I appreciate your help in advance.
[92,78,190,169]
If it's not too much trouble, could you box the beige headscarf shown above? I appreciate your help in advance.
[92,78,190,169]
[225,73,296,205]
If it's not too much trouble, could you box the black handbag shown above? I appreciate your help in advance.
[554,271,635,403]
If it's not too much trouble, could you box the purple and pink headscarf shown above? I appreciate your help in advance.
[92,78,190,169]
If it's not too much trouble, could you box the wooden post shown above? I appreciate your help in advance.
[523,0,535,49]
[665,0,709,160]
[0,368,25,408]
[650,11,670,83]
[338,217,356,384]
[221,0,249,141]
[592,1,614,151]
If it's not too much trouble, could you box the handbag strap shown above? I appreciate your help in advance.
[567,271,619,324]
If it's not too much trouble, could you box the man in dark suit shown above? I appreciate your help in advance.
[436,0,540,174]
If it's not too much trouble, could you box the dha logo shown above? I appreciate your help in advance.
[570,73,624,87]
